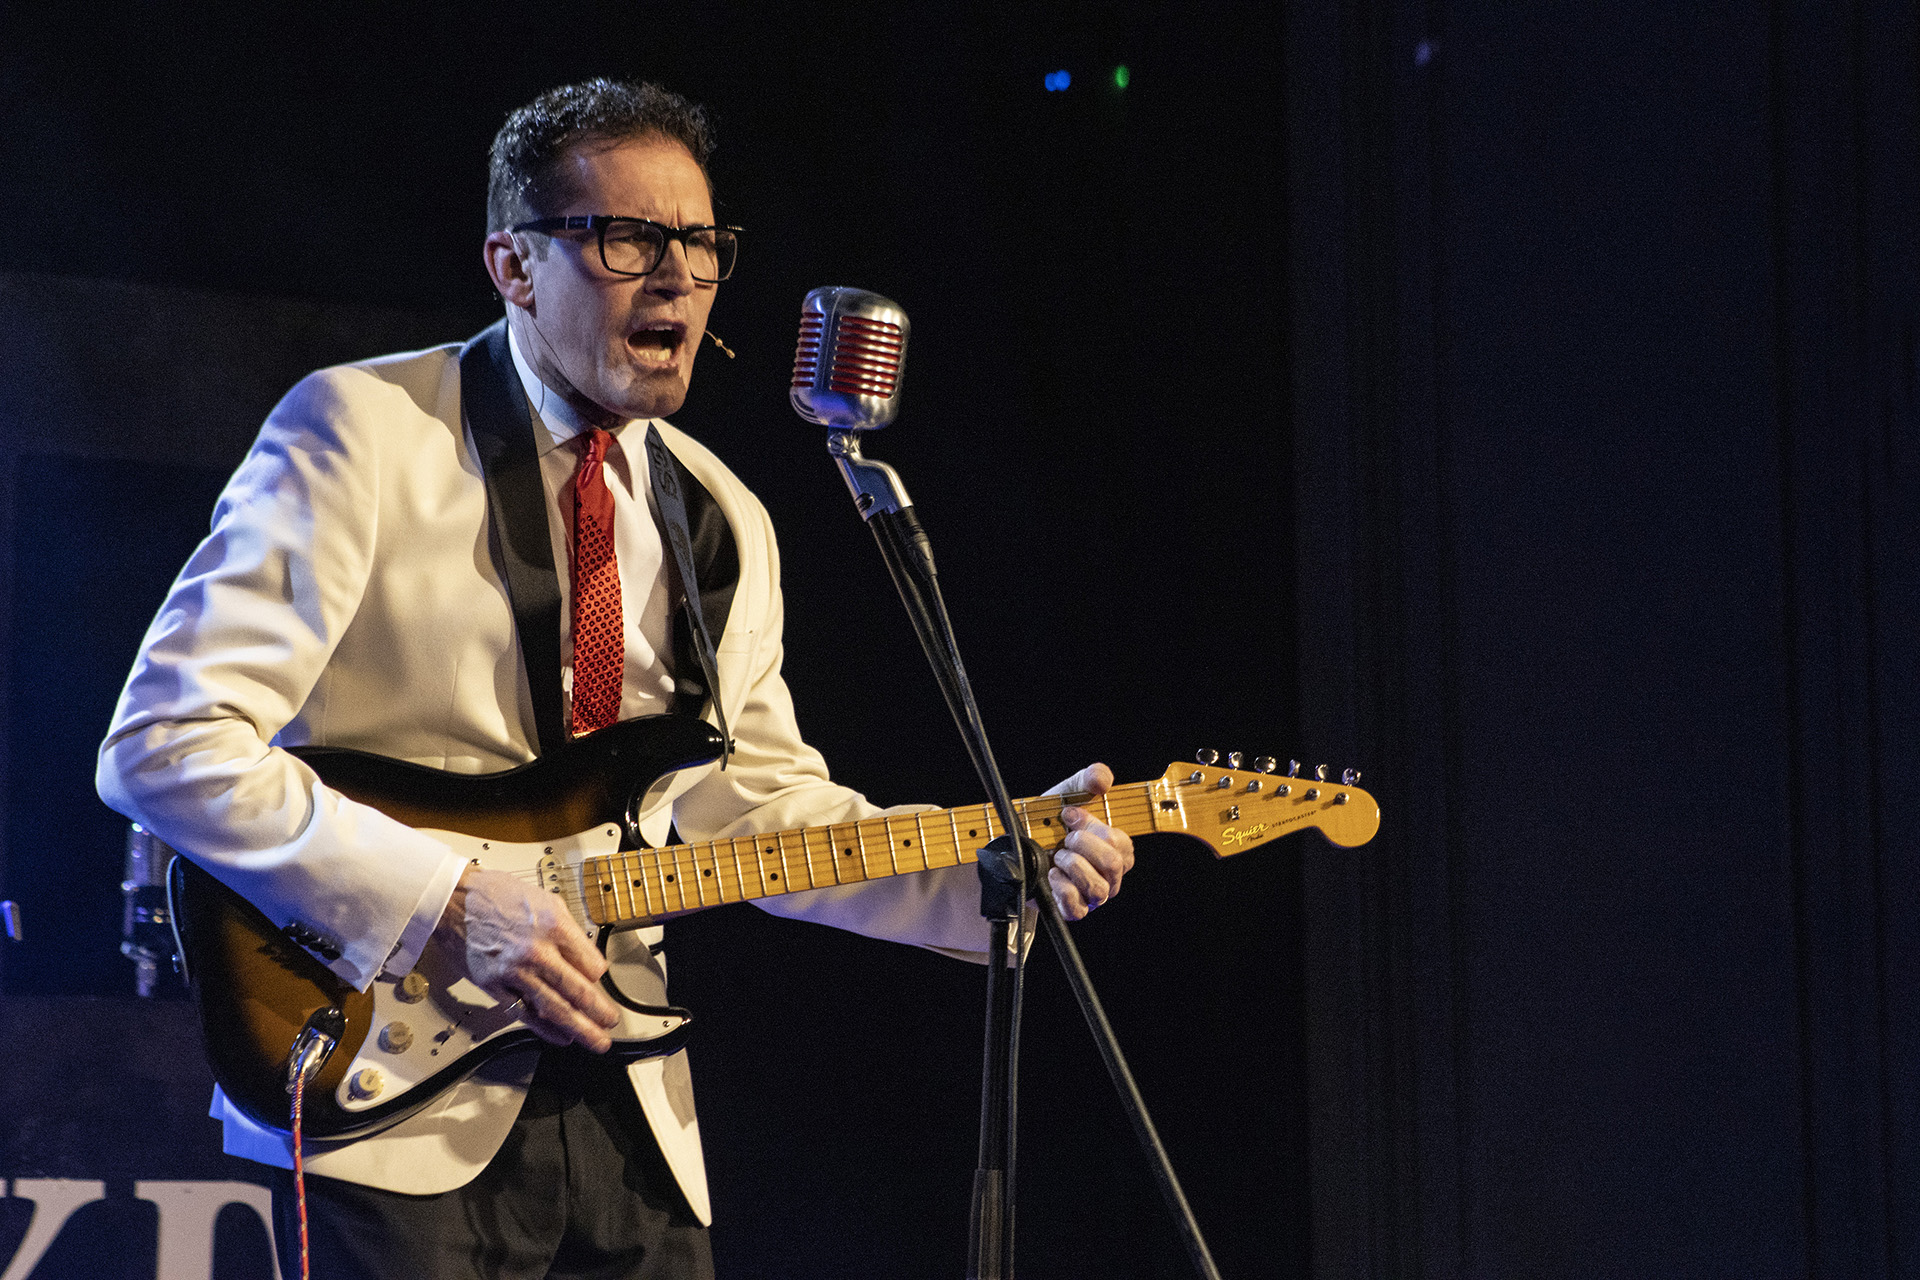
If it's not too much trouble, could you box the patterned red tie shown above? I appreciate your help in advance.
[570,428,623,736]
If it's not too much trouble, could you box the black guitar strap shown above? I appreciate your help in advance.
[459,320,741,758]
[645,423,732,763]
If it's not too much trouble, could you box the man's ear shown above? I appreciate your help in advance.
[483,231,535,309]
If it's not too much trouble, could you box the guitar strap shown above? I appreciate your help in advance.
[458,320,739,757]
[645,424,734,763]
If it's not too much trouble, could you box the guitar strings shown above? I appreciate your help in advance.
[444,773,1357,1032]
[560,782,1183,927]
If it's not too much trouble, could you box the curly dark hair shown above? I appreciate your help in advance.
[487,79,716,232]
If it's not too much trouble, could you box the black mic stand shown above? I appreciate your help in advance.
[825,431,1223,1280]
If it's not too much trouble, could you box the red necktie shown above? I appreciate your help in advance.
[570,428,623,736]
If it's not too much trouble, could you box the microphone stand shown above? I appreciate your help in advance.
[825,431,1223,1280]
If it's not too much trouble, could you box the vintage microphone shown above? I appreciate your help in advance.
[787,288,1222,1280]
[789,285,909,431]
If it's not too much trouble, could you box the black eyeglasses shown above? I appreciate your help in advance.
[511,215,742,283]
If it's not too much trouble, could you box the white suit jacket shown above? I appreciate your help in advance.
[96,339,996,1223]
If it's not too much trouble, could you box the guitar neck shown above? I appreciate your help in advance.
[581,783,1162,928]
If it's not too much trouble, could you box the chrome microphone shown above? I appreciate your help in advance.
[790,286,909,430]
[789,286,920,531]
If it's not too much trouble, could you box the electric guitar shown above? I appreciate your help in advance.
[168,713,1379,1141]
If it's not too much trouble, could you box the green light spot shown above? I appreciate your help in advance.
[1114,65,1130,89]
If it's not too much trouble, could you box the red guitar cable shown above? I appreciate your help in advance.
[292,1068,312,1280]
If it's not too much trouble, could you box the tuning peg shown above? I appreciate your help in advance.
[1196,749,1219,766]
[1227,751,1244,769]
[1342,767,1361,785]
[1287,760,1300,778]
[1255,756,1278,774]
[1315,764,1328,781]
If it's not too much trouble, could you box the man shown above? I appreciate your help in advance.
[96,79,1132,1278]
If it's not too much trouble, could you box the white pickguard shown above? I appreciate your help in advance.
[330,823,688,1114]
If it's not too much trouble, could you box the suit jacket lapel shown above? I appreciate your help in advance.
[460,321,567,756]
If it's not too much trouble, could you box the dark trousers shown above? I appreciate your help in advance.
[271,1051,714,1280]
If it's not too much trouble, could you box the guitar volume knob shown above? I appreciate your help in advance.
[397,972,429,1003]
[378,1022,413,1053]
[349,1068,385,1101]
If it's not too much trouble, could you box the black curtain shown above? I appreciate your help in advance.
[1288,3,1920,1276]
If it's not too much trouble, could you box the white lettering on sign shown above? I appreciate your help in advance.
[137,1181,281,1280]
[0,1180,104,1280]
[0,1178,280,1280]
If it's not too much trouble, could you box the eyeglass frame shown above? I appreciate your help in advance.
[509,214,743,283]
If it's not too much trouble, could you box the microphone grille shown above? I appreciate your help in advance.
[791,312,826,386]
[790,287,910,429]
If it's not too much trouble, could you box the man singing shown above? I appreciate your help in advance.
[96,79,1132,1278]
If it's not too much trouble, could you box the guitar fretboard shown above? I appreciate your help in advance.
[580,779,1173,926]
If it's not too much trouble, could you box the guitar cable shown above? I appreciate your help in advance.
[292,1068,312,1280]
[285,1012,336,1280]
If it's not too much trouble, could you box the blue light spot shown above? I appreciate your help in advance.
[1044,70,1071,92]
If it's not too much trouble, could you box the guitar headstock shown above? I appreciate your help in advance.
[1153,755,1380,855]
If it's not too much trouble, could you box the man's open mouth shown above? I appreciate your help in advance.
[629,326,684,361]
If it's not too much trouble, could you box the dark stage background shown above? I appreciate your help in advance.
[0,3,1915,1278]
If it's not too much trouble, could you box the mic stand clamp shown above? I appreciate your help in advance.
[974,834,1036,924]
[826,430,907,517]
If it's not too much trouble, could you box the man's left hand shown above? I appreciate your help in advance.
[1043,763,1136,920]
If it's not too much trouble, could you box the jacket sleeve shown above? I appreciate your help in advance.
[96,366,467,991]
[666,494,1001,961]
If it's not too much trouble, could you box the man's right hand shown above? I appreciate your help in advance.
[429,865,621,1052]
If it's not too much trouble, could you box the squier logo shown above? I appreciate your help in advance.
[1218,823,1271,849]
